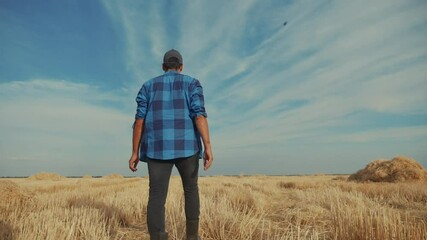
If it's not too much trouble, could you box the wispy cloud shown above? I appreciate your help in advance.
[0,79,133,176]
[101,0,427,172]
[2,0,426,176]
[101,1,170,81]
[326,126,427,143]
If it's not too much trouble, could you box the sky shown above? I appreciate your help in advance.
[1,0,426,177]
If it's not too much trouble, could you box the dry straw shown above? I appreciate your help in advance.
[1,175,426,239]
[348,155,427,183]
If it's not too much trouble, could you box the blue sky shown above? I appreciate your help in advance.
[1,0,426,177]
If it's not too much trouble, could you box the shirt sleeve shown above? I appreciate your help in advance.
[189,79,208,119]
[135,84,149,119]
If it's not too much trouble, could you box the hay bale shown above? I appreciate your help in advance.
[0,180,33,205]
[28,172,64,180]
[349,156,427,183]
[28,172,65,181]
[102,173,124,179]
[82,175,92,179]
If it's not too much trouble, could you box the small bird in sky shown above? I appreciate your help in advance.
[283,21,288,26]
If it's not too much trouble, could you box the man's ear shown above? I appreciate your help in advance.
[179,64,184,72]
[162,64,167,71]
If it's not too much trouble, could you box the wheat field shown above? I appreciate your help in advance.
[1,175,426,240]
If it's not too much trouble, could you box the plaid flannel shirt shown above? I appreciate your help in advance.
[135,70,207,161]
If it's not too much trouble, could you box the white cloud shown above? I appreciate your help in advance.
[0,79,134,176]
[3,0,426,176]
[3,79,90,92]
[83,0,427,173]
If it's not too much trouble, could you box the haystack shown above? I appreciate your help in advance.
[0,180,33,205]
[28,172,65,181]
[102,173,124,179]
[82,175,92,179]
[348,156,427,183]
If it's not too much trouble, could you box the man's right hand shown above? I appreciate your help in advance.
[129,154,139,172]
[203,148,213,171]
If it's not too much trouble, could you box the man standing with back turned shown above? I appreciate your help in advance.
[129,49,213,240]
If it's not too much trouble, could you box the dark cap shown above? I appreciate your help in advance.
[163,49,183,64]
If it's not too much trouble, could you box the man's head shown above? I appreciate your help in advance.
[162,49,183,72]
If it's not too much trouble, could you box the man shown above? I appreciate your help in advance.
[129,49,213,240]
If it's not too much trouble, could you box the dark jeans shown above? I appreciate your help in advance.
[146,153,200,234]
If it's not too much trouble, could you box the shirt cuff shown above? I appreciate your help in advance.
[190,112,207,119]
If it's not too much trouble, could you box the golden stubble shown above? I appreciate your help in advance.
[0,175,426,240]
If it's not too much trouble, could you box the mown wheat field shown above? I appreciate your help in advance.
[1,175,426,240]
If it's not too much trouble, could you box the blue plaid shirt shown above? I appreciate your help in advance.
[135,70,207,161]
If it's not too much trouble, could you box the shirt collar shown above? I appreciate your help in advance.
[165,70,179,75]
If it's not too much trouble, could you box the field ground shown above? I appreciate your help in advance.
[1,175,426,240]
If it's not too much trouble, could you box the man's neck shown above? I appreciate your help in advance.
[166,69,181,73]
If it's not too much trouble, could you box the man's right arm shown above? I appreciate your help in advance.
[129,118,144,172]
[194,116,213,171]
[130,82,149,172]
[132,118,144,157]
